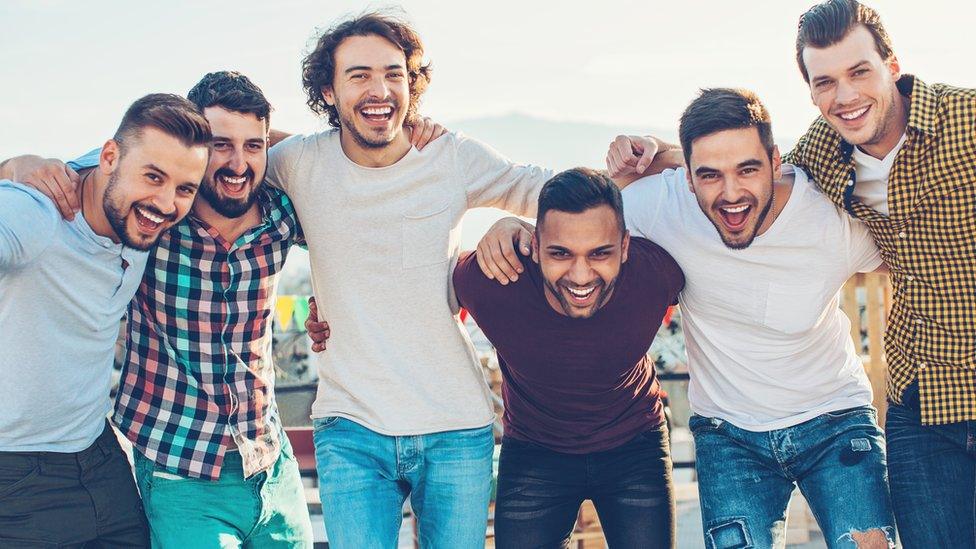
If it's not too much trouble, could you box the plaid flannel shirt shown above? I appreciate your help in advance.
[786,75,976,425]
[113,186,303,479]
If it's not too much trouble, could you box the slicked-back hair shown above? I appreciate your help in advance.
[302,11,432,128]
[679,88,774,167]
[113,93,212,156]
[187,71,272,128]
[795,0,894,82]
[537,168,625,235]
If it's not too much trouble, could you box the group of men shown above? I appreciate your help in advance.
[0,0,972,548]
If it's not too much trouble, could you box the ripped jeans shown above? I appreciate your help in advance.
[690,406,895,549]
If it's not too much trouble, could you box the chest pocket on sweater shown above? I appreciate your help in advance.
[402,203,453,269]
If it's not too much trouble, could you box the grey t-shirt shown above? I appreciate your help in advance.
[0,181,148,452]
[266,131,552,435]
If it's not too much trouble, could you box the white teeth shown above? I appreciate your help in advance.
[721,205,749,213]
[136,207,163,224]
[567,287,596,298]
[839,106,868,120]
[362,106,393,115]
[221,175,246,184]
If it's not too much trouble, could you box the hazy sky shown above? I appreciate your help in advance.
[2,0,974,160]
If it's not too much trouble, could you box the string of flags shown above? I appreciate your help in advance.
[274,295,312,332]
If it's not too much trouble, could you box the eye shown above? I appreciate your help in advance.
[246,142,265,152]
[741,167,759,176]
[351,73,368,80]
[590,250,611,259]
[852,68,869,77]
[213,142,231,151]
[387,72,405,80]
[178,185,198,196]
[146,173,162,183]
[814,80,833,90]
[550,250,570,259]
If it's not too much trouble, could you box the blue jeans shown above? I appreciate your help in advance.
[690,406,895,548]
[313,417,494,549]
[495,424,674,548]
[885,383,976,549]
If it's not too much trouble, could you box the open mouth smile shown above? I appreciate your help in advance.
[216,173,251,197]
[563,284,598,305]
[717,203,751,231]
[133,205,168,233]
[835,105,870,124]
[360,105,394,123]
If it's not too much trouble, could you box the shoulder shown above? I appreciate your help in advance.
[453,250,532,308]
[625,236,684,292]
[0,181,61,258]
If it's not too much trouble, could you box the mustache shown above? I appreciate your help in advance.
[134,202,177,222]
[214,167,255,181]
[355,96,399,110]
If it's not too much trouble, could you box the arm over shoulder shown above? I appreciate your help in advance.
[266,134,310,193]
[456,133,554,218]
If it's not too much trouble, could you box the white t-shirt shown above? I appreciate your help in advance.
[266,131,552,435]
[622,165,882,431]
[851,132,907,216]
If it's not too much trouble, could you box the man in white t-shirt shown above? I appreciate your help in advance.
[265,12,555,549]
[480,88,896,548]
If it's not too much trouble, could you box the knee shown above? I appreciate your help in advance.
[838,527,896,548]
[704,518,752,549]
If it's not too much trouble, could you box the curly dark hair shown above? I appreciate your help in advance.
[187,71,272,128]
[302,12,432,128]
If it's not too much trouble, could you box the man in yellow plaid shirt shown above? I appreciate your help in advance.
[787,2,975,546]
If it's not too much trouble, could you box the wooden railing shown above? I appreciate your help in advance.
[839,272,892,424]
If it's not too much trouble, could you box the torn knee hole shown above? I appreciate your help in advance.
[705,518,752,549]
[849,528,894,549]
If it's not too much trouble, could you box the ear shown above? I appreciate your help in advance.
[100,140,120,175]
[886,54,901,81]
[531,233,540,264]
[322,86,336,107]
[621,230,631,264]
[772,145,783,181]
[685,167,695,194]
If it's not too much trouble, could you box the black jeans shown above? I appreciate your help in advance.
[0,421,149,548]
[886,382,976,549]
[494,423,674,549]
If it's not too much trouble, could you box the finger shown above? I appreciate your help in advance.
[431,123,446,139]
[517,227,532,256]
[488,238,520,283]
[482,239,512,284]
[416,120,435,150]
[56,166,81,212]
[474,246,495,280]
[635,140,659,174]
[308,297,318,320]
[36,177,74,220]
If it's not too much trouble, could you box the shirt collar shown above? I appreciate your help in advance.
[900,74,938,137]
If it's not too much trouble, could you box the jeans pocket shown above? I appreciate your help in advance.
[0,457,39,501]
[312,416,342,433]
[688,414,723,435]
[824,405,874,422]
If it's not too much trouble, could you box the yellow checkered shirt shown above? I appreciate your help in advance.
[786,75,976,425]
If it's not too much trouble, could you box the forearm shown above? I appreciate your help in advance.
[0,155,45,181]
[269,129,292,147]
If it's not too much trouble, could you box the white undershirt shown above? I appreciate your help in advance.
[851,133,907,216]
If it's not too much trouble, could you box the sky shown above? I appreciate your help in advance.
[3,0,974,160]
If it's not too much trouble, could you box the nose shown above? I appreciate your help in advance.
[150,184,178,218]
[568,256,594,284]
[227,148,246,174]
[836,78,859,105]
[367,76,390,100]
[720,177,746,203]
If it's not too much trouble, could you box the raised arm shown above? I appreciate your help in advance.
[0,155,81,219]
[605,135,684,188]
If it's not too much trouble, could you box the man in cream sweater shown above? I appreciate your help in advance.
[268,13,552,548]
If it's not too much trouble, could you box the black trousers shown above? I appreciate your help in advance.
[494,423,675,549]
[0,421,149,548]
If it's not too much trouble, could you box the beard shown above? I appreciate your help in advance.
[198,166,261,219]
[103,170,174,251]
[542,275,618,319]
[702,185,774,250]
[338,96,404,149]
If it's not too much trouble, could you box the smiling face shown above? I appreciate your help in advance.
[687,127,781,250]
[197,106,268,218]
[100,127,207,250]
[534,205,629,319]
[323,34,410,151]
[802,25,906,158]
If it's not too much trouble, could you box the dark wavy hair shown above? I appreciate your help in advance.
[679,88,774,167]
[302,12,432,128]
[113,93,212,156]
[187,71,272,129]
[537,168,625,235]
[795,0,894,83]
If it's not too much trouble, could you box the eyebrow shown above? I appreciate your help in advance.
[144,164,169,179]
[694,159,763,176]
[811,60,870,85]
[212,135,266,144]
[344,64,405,74]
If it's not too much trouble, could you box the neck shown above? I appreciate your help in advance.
[859,94,910,160]
[80,168,121,243]
[191,197,261,242]
[756,174,795,236]
[339,128,412,168]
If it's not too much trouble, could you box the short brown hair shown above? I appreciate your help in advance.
[301,12,432,128]
[114,93,212,154]
[795,0,894,82]
[679,88,775,168]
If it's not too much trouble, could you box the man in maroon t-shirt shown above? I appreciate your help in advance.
[454,168,683,548]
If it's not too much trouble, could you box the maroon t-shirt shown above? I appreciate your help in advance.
[454,237,684,453]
